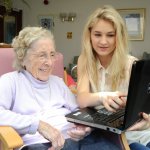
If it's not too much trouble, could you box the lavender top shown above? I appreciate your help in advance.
[0,70,78,146]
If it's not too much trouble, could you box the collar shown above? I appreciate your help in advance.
[96,59,109,74]
[22,70,50,89]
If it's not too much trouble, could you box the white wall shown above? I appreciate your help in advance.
[12,0,150,67]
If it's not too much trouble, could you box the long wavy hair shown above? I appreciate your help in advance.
[79,5,129,92]
[12,27,55,71]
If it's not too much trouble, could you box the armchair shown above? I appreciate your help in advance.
[0,47,130,150]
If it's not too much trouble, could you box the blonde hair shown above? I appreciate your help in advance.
[79,5,129,92]
[12,27,55,71]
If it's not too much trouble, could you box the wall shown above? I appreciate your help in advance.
[12,0,150,67]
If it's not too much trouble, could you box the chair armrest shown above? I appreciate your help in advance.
[119,132,130,150]
[68,86,77,94]
[0,126,23,150]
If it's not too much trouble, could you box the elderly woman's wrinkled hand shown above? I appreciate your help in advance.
[128,113,150,131]
[67,124,92,141]
[38,121,65,150]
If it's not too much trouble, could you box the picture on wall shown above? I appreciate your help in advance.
[117,8,145,41]
[38,15,54,31]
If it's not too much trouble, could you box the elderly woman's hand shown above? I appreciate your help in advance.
[38,120,65,150]
[67,124,92,141]
[128,113,150,131]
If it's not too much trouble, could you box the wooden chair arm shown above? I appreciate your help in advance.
[0,126,23,150]
[70,88,77,94]
[119,132,130,150]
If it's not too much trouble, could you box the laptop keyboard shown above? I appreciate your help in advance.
[91,108,125,127]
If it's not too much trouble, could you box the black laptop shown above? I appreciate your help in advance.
[65,60,150,134]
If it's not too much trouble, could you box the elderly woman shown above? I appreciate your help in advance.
[0,27,120,150]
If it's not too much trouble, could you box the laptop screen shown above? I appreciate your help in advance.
[124,60,150,129]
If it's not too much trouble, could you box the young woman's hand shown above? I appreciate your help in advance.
[38,120,65,150]
[99,91,127,112]
[67,124,92,141]
[128,113,150,131]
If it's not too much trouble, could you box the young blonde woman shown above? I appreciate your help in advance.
[77,5,150,150]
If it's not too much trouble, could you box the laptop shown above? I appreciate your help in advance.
[65,59,150,134]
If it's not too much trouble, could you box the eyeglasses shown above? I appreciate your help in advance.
[32,51,56,62]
